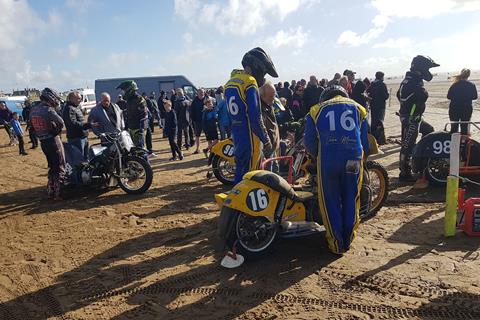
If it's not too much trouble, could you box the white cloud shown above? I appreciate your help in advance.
[101,52,149,69]
[263,27,309,50]
[68,42,80,58]
[337,0,480,47]
[174,0,311,36]
[373,37,414,49]
[182,32,193,44]
[15,62,53,87]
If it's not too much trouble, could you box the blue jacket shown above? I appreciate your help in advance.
[10,119,23,136]
[216,98,231,127]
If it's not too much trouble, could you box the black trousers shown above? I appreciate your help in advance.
[28,127,38,147]
[177,125,190,149]
[449,105,472,135]
[168,135,181,157]
[17,135,25,154]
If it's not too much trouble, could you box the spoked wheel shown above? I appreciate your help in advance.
[425,158,449,186]
[118,155,153,194]
[366,161,389,216]
[225,210,277,259]
[212,155,236,185]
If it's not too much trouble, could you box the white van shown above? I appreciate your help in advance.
[80,89,96,114]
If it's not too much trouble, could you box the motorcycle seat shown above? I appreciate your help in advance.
[247,170,297,200]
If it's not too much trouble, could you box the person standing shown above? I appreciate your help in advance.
[163,99,183,161]
[367,71,389,144]
[10,112,27,155]
[304,85,369,255]
[63,91,91,159]
[303,75,324,113]
[447,68,478,135]
[202,97,219,155]
[173,88,191,151]
[0,101,15,145]
[343,69,356,96]
[225,47,275,183]
[216,87,231,140]
[29,88,65,200]
[22,99,38,149]
[116,80,148,149]
[259,82,280,172]
[190,88,206,153]
[397,55,439,182]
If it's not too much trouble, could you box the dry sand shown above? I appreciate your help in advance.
[1,79,480,319]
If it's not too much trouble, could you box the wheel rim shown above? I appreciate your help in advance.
[217,159,235,183]
[368,168,386,212]
[427,158,449,183]
[120,159,147,191]
[236,214,276,252]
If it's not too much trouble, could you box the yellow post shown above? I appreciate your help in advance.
[444,176,459,236]
[444,133,461,237]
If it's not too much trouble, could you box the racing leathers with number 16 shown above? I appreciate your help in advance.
[304,85,370,255]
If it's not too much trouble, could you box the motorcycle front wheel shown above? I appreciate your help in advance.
[220,207,277,259]
[212,155,236,185]
[117,155,153,194]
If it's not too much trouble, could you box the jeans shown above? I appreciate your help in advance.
[68,137,89,159]
[219,125,232,140]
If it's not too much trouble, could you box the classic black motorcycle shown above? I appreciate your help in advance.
[64,131,153,194]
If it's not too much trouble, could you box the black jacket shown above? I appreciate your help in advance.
[397,71,428,119]
[190,96,205,123]
[62,102,91,139]
[173,96,190,127]
[447,79,478,110]
[351,81,367,108]
[164,110,177,137]
[367,79,389,112]
[302,84,323,112]
[278,87,293,106]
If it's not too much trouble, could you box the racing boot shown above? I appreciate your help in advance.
[399,154,416,182]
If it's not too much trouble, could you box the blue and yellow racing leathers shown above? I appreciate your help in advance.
[225,70,270,183]
[304,95,369,254]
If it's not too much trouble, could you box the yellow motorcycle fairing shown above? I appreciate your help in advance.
[367,133,383,157]
[216,170,307,223]
[210,139,235,164]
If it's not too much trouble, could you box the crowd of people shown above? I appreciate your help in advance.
[0,47,478,253]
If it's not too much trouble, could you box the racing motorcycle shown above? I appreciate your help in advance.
[215,135,388,265]
[206,123,306,185]
[63,131,153,194]
[412,121,480,186]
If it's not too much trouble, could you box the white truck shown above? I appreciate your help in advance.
[80,89,96,114]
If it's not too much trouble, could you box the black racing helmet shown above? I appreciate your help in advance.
[410,55,440,82]
[40,88,62,105]
[241,47,278,86]
[319,85,348,103]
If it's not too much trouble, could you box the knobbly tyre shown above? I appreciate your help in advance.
[215,135,388,267]
[63,130,153,194]
[206,133,308,186]
[412,121,480,186]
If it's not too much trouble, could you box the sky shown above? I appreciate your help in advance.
[1,0,479,92]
